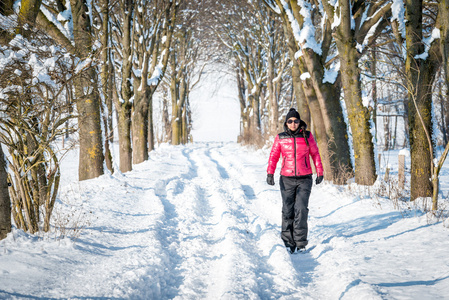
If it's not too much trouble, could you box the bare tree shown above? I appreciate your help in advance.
[96,0,114,174]
[0,35,74,233]
[70,0,105,180]
[168,0,207,145]
[110,0,134,172]
[401,0,439,201]
[208,0,291,146]
[131,0,178,161]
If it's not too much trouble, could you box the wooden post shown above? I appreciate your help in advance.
[384,166,390,181]
[398,154,405,189]
[378,153,381,173]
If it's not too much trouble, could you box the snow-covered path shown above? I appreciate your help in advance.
[1,143,449,299]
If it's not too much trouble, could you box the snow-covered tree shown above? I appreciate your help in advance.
[167,0,205,145]
[209,0,291,146]
[400,0,442,204]
[109,0,134,172]
[109,0,178,169]
[0,33,74,233]
[131,0,178,161]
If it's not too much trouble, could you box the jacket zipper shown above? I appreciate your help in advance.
[293,136,297,176]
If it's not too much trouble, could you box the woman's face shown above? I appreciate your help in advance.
[287,117,300,131]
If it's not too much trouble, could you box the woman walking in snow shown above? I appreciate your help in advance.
[266,108,324,254]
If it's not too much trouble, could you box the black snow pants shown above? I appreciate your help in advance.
[279,175,313,248]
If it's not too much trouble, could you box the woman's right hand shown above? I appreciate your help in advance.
[267,174,275,185]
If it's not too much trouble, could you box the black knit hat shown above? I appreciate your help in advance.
[285,108,300,122]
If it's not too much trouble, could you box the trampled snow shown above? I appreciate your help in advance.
[1,142,449,299]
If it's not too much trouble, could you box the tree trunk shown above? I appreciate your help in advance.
[132,52,149,164]
[170,49,182,145]
[132,93,149,163]
[17,0,43,37]
[303,80,333,179]
[335,0,376,185]
[147,1,177,152]
[148,97,155,151]
[407,66,436,200]
[384,114,390,151]
[236,67,251,143]
[440,0,449,146]
[285,28,332,176]
[162,92,171,142]
[171,77,188,145]
[337,44,376,185]
[70,0,104,181]
[100,0,113,173]
[305,53,353,183]
[115,104,132,173]
[405,0,437,200]
[267,51,279,135]
[0,146,11,240]
[371,50,378,140]
[115,0,133,172]
[440,0,449,93]
[181,101,188,144]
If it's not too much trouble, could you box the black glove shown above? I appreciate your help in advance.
[315,175,323,185]
[267,174,275,185]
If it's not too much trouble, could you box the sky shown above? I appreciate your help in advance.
[189,67,240,143]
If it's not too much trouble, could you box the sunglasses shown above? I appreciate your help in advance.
[287,119,300,124]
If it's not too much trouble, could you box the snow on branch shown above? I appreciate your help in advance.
[41,0,74,43]
[391,0,406,39]
[280,0,322,56]
[414,28,440,60]
[356,18,382,53]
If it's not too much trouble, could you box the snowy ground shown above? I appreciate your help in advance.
[1,142,449,299]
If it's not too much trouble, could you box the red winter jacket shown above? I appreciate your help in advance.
[267,124,323,177]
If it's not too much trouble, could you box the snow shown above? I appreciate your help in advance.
[2,25,449,297]
[414,28,441,61]
[391,0,406,39]
[300,72,311,81]
[323,61,340,84]
[356,19,382,53]
[2,140,449,298]
[148,62,163,86]
[281,0,322,56]
[74,57,92,74]
[41,0,74,43]
[398,148,410,157]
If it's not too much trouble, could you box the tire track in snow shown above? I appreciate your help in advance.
[160,143,311,299]
[208,144,316,298]
[186,146,263,299]
[160,147,220,299]
[150,144,263,299]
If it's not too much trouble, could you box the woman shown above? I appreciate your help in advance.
[267,108,323,254]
